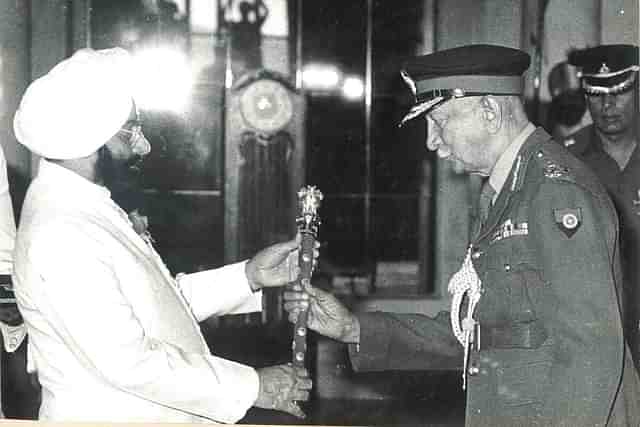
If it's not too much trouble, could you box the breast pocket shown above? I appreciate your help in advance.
[479,264,550,341]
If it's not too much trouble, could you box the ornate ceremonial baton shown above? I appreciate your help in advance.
[291,186,323,369]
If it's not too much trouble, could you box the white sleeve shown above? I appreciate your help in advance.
[29,226,259,423]
[177,261,263,322]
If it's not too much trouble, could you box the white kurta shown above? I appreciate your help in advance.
[13,159,263,423]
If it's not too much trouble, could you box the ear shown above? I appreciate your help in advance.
[480,96,501,134]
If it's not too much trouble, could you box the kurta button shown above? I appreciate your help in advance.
[504,264,511,272]
[468,365,480,376]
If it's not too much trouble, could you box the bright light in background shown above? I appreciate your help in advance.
[261,0,288,37]
[342,76,365,100]
[131,47,193,112]
[302,64,341,91]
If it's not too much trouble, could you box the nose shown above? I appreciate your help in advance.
[131,131,152,156]
[601,93,616,111]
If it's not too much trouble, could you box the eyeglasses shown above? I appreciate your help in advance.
[118,122,151,156]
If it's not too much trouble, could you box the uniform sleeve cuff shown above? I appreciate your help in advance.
[347,312,392,371]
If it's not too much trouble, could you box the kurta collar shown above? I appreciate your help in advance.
[37,158,112,201]
[488,122,536,200]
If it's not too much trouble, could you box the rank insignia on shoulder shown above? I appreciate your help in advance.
[554,208,582,237]
[544,162,570,179]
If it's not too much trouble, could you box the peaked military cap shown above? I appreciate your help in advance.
[399,44,531,126]
[568,44,639,96]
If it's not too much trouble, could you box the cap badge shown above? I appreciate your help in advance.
[598,62,611,74]
[554,208,582,237]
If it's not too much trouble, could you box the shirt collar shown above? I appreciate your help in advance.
[488,122,536,199]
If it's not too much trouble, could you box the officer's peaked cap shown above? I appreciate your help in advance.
[568,44,639,96]
[399,44,530,126]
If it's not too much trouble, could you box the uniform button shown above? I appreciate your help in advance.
[537,150,543,158]
[468,365,480,376]
[472,250,482,260]
[504,264,511,272]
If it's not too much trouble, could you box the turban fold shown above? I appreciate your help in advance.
[14,47,135,159]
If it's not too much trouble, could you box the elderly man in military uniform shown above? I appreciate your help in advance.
[283,44,640,427]
[562,44,640,371]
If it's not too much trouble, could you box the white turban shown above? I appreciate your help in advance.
[13,47,135,160]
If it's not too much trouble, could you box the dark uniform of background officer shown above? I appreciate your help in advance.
[284,44,640,427]
[562,44,640,370]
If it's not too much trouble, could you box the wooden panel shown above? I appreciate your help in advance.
[29,0,71,176]
[0,0,31,204]
[224,77,305,263]
[600,0,639,44]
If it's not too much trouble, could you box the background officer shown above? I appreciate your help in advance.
[564,44,640,369]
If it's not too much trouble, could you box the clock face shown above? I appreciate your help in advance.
[240,80,294,133]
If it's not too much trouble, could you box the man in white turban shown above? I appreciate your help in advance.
[11,47,311,423]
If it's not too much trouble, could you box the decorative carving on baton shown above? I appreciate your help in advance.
[291,186,322,369]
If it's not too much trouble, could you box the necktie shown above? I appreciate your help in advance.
[478,181,496,229]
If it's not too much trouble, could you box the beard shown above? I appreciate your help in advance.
[97,145,144,212]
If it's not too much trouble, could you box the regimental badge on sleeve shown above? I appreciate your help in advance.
[554,208,582,237]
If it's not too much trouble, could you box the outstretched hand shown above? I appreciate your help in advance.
[283,283,360,344]
[254,364,312,418]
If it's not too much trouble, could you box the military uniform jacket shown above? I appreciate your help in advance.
[350,128,640,427]
[564,124,640,369]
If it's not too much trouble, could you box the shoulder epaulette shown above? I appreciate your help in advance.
[533,147,576,184]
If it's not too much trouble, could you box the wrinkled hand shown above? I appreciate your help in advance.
[245,236,320,291]
[283,283,360,343]
[254,364,312,418]
[0,305,23,327]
